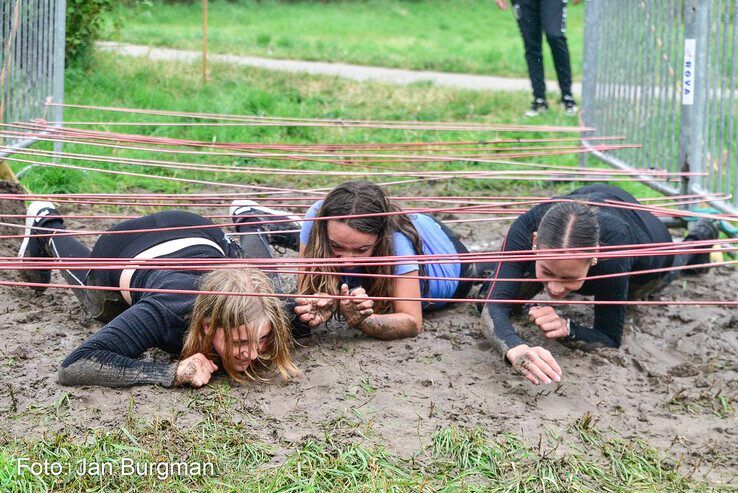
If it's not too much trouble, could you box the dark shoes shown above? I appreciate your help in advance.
[229,200,302,251]
[524,96,577,117]
[525,98,549,117]
[562,95,578,116]
[17,201,61,291]
[683,218,720,275]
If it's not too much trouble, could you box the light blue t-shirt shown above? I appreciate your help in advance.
[299,201,461,307]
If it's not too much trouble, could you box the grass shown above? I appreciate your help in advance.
[668,388,736,419]
[10,53,654,200]
[0,412,729,492]
[104,0,584,79]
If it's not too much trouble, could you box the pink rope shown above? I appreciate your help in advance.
[43,102,593,133]
[5,238,737,267]
[1,279,735,306]
[4,259,735,284]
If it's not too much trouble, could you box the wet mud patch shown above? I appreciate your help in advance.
[0,185,736,484]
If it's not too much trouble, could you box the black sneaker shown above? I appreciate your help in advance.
[229,200,302,251]
[17,201,60,291]
[562,95,578,116]
[525,98,549,117]
[683,218,720,275]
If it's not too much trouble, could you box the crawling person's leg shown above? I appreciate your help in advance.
[18,201,127,322]
[229,200,302,252]
[629,218,720,299]
[228,200,313,338]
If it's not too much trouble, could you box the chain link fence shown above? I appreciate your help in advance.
[581,0,737,215]
[1,0,65,160]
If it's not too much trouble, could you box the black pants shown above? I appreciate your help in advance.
[47,211,278,322]
[512,0,573,100]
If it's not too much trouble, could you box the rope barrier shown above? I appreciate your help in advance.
[6,238,737,267]
[4,258,736,284]
[43,102,593,133]
[1,278,735,306]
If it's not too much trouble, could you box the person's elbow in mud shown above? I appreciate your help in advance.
[358,312,422,340]
[57,358,88,387]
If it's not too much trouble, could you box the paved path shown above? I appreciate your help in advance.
[98,42,582,95]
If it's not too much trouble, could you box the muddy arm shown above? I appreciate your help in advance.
[482,265,532,358]
[353,273,422,340]
[480,214,539,358]
[58,299,183,388]
[357,312,420,340]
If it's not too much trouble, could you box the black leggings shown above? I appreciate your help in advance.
[48,210,279,322]
[512,0,573,100]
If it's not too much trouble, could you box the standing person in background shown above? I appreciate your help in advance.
[496,0,580,117]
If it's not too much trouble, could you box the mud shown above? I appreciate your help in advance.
[1,183,736,483]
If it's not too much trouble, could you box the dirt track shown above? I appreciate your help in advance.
[1,184,736,483]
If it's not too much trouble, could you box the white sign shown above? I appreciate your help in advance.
[682,38,696,105]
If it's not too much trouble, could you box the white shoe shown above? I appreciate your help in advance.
[17,201,60,290]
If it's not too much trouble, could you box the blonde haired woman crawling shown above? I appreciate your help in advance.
[17,202,307,388]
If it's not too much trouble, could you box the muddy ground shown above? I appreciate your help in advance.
[1,182,736,484]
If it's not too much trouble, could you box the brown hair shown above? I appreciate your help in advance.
[181,268,299,382]
[537,201,600,250]
[298,180,426,313]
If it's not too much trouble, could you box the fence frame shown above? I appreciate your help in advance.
[0,0,65,177]
[581,0,738,217]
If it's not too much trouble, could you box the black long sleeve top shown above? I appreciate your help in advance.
[483,185,673,358]
[58,246,305,388]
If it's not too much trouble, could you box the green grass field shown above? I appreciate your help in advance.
[11,53,646,200]
[0,408,720,492]
[105,0,584,79]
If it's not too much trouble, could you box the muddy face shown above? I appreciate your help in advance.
[211,323,271,372]
[326,220,378,258]
[534,257,592,299]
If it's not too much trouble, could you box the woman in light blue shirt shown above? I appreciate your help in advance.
[295,181,489,340]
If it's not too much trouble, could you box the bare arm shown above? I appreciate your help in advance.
[355,272,422,340]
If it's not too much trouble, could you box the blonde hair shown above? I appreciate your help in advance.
[181,268,299,382]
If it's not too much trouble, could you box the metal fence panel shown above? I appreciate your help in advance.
[0,0,65,159]
[582,0,738,215]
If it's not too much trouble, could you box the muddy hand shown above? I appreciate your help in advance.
[506,345,562,385]
[529,305,570,339]
[339,284,374,328]
[294,294,336,327]
[175,353,218,387]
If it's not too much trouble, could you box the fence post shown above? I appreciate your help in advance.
[579,0,601,168]
[677,0,709,200]
[52,0,65,157]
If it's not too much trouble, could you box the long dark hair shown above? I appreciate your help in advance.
[298,181,426,313]
[537,201,600,250]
